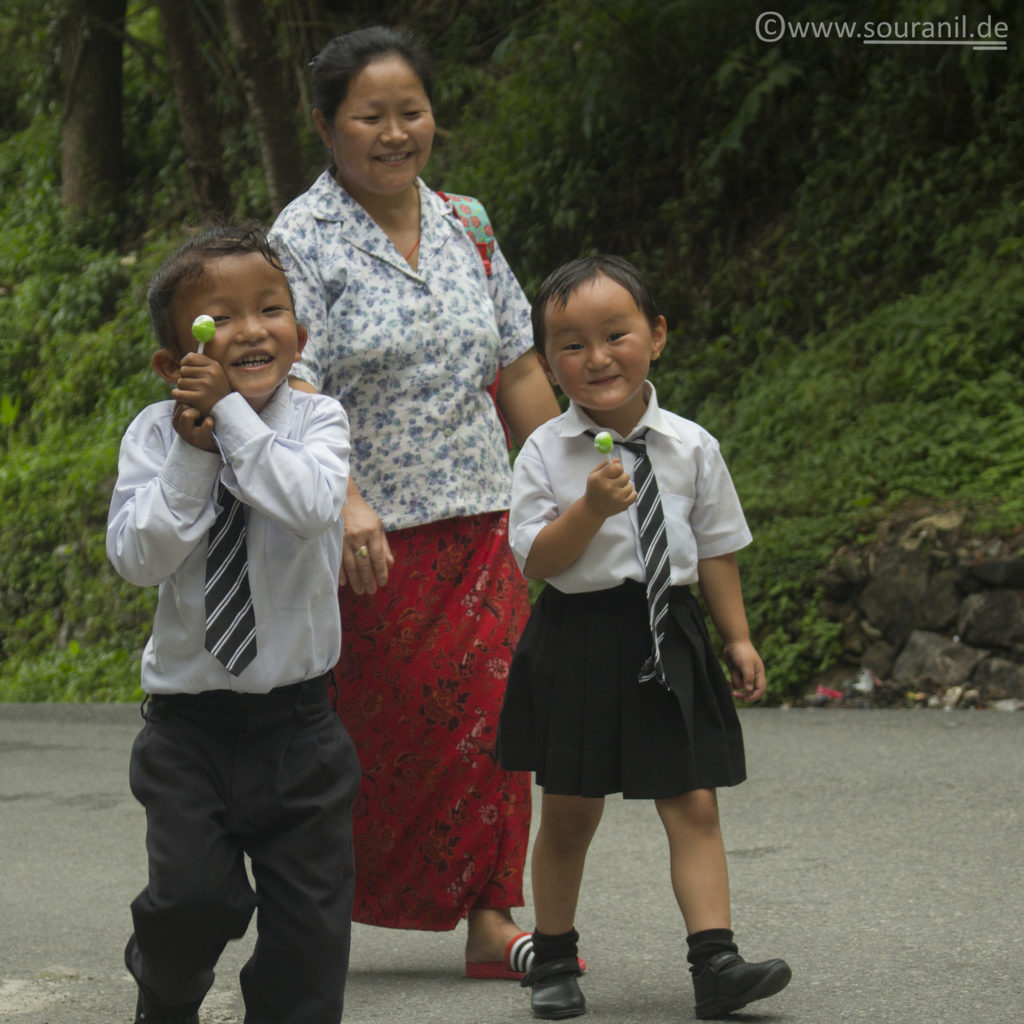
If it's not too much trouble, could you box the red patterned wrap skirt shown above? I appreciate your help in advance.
[334,511,532,930]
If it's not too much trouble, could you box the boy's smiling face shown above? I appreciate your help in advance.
[538,273,667,436]
[164,252,306,414]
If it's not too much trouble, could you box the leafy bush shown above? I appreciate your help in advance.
[2,0,1023,702]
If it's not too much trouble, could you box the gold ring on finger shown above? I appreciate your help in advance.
[356,545,369,558]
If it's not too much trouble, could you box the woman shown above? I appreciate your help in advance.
[270,27,560,976]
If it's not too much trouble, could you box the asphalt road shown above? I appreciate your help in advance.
[1,703,1021,1024]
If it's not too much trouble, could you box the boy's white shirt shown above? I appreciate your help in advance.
[508,382,751,593]
[107,383,350,694]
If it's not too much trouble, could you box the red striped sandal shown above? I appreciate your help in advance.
[466,932,587,980]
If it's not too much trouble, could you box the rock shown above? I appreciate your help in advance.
[993,698,1024,712]
[814,507,1024,708]
[823,545,871,593]
[900,510,965,548]
[891,630,988,688]
[942,684,964,709]
[971,657,1024,700]
[858,550,962,642]
[967,558,1024,589]
[918,569,961,632]
[958,590,1024,649]
[861,640,897,678]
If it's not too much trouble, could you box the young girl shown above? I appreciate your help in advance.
[498,256,790,1020]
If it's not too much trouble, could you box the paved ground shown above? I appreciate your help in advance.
[1,703,1021,1024]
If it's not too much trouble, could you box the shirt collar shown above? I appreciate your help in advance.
[259,379,293,433]
[305,172,454,281]
[559,381,680,442]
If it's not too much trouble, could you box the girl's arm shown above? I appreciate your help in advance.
[523,459,635,579]
[697,552,766,703]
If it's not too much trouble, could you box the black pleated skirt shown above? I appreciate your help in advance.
[498,580,746,799]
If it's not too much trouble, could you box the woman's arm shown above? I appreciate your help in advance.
[697,553,765,703]
[495,350,560,446]
[288,377,395,593]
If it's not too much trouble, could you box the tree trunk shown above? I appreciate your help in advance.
[222,0,306,215]
[59,0,127,235]
[155,0,232,219]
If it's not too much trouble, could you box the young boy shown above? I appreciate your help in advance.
[499,255,789,1019]
[107,226,359,1024]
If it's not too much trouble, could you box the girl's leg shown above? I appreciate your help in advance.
[656,788,790,1019]
[521,793,603,1019]
[654,788,730,933]
[532,792,605,935]
[465,793,603,969]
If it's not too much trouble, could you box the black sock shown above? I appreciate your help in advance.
[686,928,739,972]
[532,928,579,966]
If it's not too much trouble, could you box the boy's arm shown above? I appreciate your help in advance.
[106,414,221,587]
[213,392,349,539]
[697,552,766,703]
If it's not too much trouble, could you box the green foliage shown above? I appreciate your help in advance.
[446,0,1024,698]
[2,0,1023,703]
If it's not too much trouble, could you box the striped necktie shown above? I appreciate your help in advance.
[204,483,257,675]
[620,432,672,686]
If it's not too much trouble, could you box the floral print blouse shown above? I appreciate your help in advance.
[271,171,534,532]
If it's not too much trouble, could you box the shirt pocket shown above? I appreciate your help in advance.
[660,493,699,574]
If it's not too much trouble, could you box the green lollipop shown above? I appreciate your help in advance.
[191,314,216,348]
[593,431,614,457]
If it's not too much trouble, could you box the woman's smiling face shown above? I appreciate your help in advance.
[314,54,435,206]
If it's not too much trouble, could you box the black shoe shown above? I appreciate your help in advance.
[522,957,586,1019]
[134,990,200,1024]
[692,952,791,1019]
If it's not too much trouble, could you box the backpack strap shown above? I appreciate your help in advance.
[437,190,494,278]
[436,190,510,446]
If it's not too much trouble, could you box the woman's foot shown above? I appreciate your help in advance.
[465,907,530,966]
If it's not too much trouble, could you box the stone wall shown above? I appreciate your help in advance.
[815,508,1024,708]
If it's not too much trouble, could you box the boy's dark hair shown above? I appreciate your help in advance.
[147,225,287,353]
[311,26,433,124]
[531,255,661,357]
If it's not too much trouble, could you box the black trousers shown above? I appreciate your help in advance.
[125,678,360,1024]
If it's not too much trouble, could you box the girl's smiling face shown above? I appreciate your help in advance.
[538,273,667,436]
[314,54,435,207]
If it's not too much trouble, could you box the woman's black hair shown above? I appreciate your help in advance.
[531,255,661,357]
[311,26,433,123]
[147,224,287,353]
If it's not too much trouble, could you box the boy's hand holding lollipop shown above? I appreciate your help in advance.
[171,314,229,450]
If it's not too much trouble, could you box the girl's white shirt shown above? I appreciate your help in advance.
[509,383,752,592]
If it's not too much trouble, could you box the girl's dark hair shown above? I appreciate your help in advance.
[311,26,433,123]
[531,255,661,357]
[147,224,286,352]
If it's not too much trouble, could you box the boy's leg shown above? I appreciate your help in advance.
[126,703,256,1011]
[239,690,360,1024]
